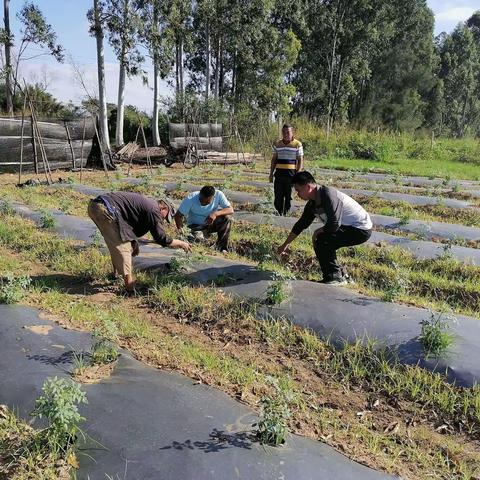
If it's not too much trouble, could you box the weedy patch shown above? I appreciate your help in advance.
[0,273,31,304]
[419,311,455,358]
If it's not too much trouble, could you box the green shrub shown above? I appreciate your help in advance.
[0,273,31,304]
[40,210,57,229]
[419,312,455,358]
[32,377,87,453]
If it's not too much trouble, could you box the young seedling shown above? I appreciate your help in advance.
[398,213,411,226]
[72,351,89,377]
[0,273,31,304]
[265,273,291,306]
[32,376,88,453]
[381,268,409,303]
[89,228,104,248]
[0,199,15,216]
[419,311,455,358]
[90,319,119,365]
[255,376,295,446]
[40,210,57,229]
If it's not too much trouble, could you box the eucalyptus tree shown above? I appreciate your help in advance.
[88,0,110,151]
[105,0,145,146]
[439,24,480,137]
[137,0,173,145]
[1,1,64,114]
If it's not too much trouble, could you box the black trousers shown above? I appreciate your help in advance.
[190,215,232,250]
[274,174,293,215]
[313,226,371,280]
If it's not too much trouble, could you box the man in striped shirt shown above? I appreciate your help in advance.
[269,124,304,215]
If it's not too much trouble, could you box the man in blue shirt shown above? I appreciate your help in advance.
[174,185,234,251]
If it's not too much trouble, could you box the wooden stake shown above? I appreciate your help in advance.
[18,93,27,184]
[80,117,86,183]
[93,116,109,178]
[128,125,141,176]
[64,121,76,169]
[31,114,38,174]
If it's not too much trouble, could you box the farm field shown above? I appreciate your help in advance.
[1,159,480,480]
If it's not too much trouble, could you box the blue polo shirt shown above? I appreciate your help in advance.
[178,190,231,226]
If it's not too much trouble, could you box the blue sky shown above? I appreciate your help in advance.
[9,0,480,113]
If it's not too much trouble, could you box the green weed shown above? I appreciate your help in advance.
[419,311,455,358]
[39,210,57,229]
[0,273,31,304]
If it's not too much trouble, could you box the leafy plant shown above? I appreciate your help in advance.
[256,376,295,446]
[265,273,291,305]
[31,377,87,453]
[0,273,31,304]
[0,199,15,216]
[398,213,411,226]
[72,351,89,377]
[90,228,104,248]
[381,268,409,302]
[40,210,57,229]
[419,312,455,358]
[90,319,119,365]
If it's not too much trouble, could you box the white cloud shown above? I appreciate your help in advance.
[18,59,172,114]
[436,6,476,22]
[434,5,476,34]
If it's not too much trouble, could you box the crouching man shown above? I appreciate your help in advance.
[276,171,372,285]
[174,185,234,252]
[88,191,191,293]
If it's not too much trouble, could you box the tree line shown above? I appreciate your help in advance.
[2,0,480,150]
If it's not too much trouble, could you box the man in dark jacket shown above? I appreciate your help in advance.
[88,191,191,293]
[276,171,372,285]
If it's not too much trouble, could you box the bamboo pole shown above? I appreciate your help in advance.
[64,121,76,169]
[30,114,38,174]
[80,117,86,182]
[127,125,141,176]
[93,115,109,178]
[18,93,27,184]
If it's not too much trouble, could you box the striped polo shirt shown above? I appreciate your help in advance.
[273,138,303,176]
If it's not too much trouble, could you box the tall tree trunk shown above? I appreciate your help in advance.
[3,0,13,116]
[231,47,237,97]
[175,42,179,95]
[213,36,220,100]
[152,1,160,146]
[179,37,184,95]
[152,54,160,146]
[115,0,129,147]
[94,0,110,151]
[219,37,224,98]
[205,22,210,99]
[116,46,126,146]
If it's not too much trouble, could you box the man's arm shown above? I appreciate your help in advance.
[296,142,304,172]
[269,152,277,183]
[205,206,234,225]
[276,202,315,255]
[174,211,184,230]
[296,155,304,172]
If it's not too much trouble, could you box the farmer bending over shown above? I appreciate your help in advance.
[276,171,372,285]
[174,186,234,252]
[88,191,191,293]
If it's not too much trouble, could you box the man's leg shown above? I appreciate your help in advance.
[313,226,371,281]
[206,215,232,251]
[88,201,134,291]
[273,176,287,215]
[283,176,293,214]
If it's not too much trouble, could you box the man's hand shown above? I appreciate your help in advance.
[131,240,140,257]
[205,212,217,225]
[276,243,288,256]
[178,240,192,252]
[268,173,274,183]
[312,227,324,243]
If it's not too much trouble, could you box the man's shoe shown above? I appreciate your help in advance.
[320,276,348,286]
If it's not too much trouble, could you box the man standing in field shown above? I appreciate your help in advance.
[174,185,234,252]
[269,124,304,215]
[88,191,191,293]
[276,171,372,285]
